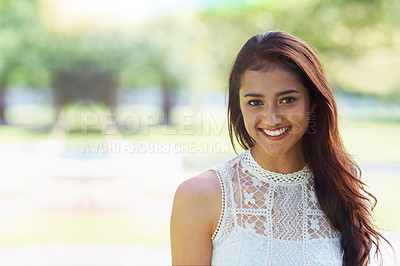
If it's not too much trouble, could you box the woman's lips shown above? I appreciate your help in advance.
[259,126,291,140]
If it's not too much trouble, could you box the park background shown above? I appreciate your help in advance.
[0,0,399,265]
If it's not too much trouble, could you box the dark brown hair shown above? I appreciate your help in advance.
[228,31,389,265]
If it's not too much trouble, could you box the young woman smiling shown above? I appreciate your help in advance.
[239,68,314,173]
[170,31,389,266]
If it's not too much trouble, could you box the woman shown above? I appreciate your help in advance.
[170,31,387,265]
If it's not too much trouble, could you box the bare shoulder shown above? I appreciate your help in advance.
[170,170,221,265]
[172,170,221,227]
[172,170,222,232]
[176,170,221,200]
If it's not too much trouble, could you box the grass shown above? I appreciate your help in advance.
[340,119,400,164]
[0,211,169,246]
[0,125,105,143]
[364,172,400,232]
[0,126,50,143]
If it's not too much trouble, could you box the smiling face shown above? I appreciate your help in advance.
[239,68,313,163]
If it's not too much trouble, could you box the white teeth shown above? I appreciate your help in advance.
[263,127,289,137]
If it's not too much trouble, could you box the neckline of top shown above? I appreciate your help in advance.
[241,149,312,184]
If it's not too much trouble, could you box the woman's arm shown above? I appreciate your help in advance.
[170,170,221,265]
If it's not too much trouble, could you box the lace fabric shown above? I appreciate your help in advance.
[211,149,343,266]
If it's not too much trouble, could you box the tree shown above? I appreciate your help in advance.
[121,18,194,125]
[35,31,133,132]
[0,0,44,124]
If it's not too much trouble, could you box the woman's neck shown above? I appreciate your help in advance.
[250,144,306,174]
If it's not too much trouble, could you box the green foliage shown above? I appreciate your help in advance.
[197,0,400,97]
[120,66,161,88]
[0,0,399,98]
[0,0,45,86]
[40,32,133,74]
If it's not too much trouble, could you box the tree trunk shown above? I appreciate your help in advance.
[0,82,7,125]
[160,74,172,125]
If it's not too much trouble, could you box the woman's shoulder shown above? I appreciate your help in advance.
[172,170,221,237]
[172,151,246,222]
[171,171,222,264]
[174,170,221,206]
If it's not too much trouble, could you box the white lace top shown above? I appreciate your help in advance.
[210,149,343,266]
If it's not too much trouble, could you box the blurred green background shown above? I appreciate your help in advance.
[0,0,399,265]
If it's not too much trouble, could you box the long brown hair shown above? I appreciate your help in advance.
[228,31,389,265]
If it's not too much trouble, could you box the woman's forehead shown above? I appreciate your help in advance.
[240,68,305,92]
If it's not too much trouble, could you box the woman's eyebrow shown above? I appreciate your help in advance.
[244,90,300,98]
[275,89,300,97]
[244,93,264,97]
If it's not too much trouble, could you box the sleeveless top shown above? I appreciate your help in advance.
[210,149,343,266]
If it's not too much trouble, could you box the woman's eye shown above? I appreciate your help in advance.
[248,100,263,106]
[280,97,296,104]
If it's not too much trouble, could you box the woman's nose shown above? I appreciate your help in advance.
[263,105,282,125]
